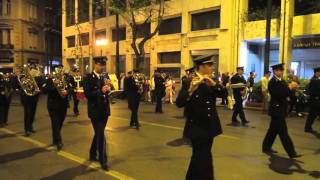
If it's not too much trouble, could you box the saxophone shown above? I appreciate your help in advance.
[17,65,41,96]
[188,72,216,95]
[51,66,68,97]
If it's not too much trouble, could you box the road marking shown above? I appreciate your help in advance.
[0,128,135,180]
[111,116,240,140]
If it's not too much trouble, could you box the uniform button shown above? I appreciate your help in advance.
[195,94,199,98]
[208,108,211,110]
[206,101,210,104]
[208,114,211,117]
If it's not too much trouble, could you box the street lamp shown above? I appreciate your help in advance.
[95,38,108,57]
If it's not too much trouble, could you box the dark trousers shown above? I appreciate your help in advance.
[22,95,39,132]
[262,116,296,156]
[155,95,163,113]
[305,105,319,131]
[90,117,108,165]
[232,98,247,123]
[186,138,214,180]
[72,93,79,114]
[48,106,67,145]
[129,100,140,126]
[0,96,11,125]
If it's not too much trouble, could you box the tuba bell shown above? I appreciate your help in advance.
[133,72,145,94]
[51,66,69,97]
[17,64,41,96]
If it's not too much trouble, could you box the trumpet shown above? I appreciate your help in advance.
[188,72,216,95]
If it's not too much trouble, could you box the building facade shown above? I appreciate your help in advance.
[0,0,62,73]
[61,0,320,80]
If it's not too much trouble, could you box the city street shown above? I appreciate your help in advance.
[0,95,319,180]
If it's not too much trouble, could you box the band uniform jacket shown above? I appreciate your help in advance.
[230,74,247,100]
[308,76,320,108]
[154,76,165,97]
[83,73,111,120]
[42,76,70,109]
[126,76,140,109]
[268,77,290,118]
[176,81,223,139]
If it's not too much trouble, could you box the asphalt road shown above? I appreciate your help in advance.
[0,95,320,180]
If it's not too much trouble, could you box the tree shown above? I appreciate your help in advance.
[109,0,166,72]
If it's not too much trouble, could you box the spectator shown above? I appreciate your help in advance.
[261,71,271,114]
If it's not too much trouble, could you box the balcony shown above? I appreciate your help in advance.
[0,44,14,50]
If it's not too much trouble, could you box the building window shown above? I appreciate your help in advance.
[159,17,181,35]
[111,55,126,74]
[78,0,89,23]
[112,27,126,42]
[29,3,38,20]
[191,10,220,31]
[66,0,75,26]
[247,0,281,21]
[0,29,11,45]
[159,52,181,64]
[94,0,106,19]
[136,23,151,38]
[66,36,75,47]
[0,0,11,16]
[157,67,181,79]
[95,29,106,40]
[79,33,89,46]
[295,0,320,16]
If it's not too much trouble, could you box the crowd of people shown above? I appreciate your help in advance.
[1,55,320,179]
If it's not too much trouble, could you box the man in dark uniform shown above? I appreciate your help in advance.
[43,65,70,150]
[304,67,320,133]
[0,73,14,127]
[67,68,80,116]
[181,67,195,143]
[231,67,250,125]
[126,70,142,129]
[83,58,111,171]
[262,63,302,159]
[176,54,222,180]
[154,70,165,113]
[20,64,42,136]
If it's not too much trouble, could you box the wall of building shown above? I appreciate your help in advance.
[62,0,238,78]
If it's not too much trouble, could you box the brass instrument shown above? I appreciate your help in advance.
[51,66,68,97]
[188,72,216,94]
[133,72,146,94]
[17,65,41,96]
[231,83,249,100]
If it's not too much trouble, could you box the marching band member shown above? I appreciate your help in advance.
[304,67,320,133]
[43,65,70,151]
[262,63,302,159]
[83,58,111,171]
[126,70,143,129]
[230,67,250,125]
[176,54,222,180]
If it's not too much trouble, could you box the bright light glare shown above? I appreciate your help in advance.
[96,39,108,46]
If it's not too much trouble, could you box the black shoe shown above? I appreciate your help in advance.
[57,143,64,151]
[232,120,240,124]
[25,131,31,137]
[74,112,80,116]
[30,129,36,134]
[305,129,315,133]
[89,156,98,162]
[242,120,250,125]
[263,149,278,155]
[101,163,109,171]
[289,153,303,159]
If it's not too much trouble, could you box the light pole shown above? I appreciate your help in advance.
[264,0,272,74]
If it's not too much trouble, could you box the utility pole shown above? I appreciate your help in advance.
[264,0,272,74]
[115,13,120,78]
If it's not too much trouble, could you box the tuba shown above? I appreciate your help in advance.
[133,72,145,94]
[17,65,41,96]
[231,83,249,100]
[51,66,69,97]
